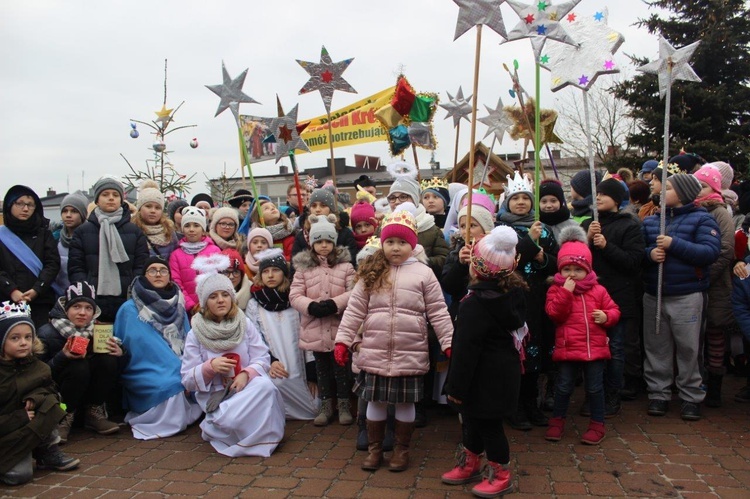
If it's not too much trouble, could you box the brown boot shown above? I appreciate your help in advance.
[361,419,386,471]
[388,420,415,472]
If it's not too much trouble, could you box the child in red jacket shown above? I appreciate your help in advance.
[544,226,620,445]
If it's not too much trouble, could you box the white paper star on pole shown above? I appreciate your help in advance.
[264,104,311,163]
[637,35,701,98]
[205,61,260,123]
[453,0,509,41]
[297,46,356,115]
[504,0,582,60]
[540,8,624,92]
[478,98,514,142]
[440,86,473,128]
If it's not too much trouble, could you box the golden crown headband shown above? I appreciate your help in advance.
[420,177,449,191]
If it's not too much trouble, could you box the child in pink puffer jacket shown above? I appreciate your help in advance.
[290,215,355,427]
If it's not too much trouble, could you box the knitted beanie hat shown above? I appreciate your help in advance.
[668,174,702,205]
[136,180,165,210]
[309,214,338,245]
[350,200,377,228]
[0,301,35,354]
[596,178,626,207]
[381,205,418,249]
[458,204,494,234]
[420,178,450,208]
[60,190,89,221]
[167,198,189,223]
[539,179,566,205]
[570,170,603,198]
[641,160,659,174]
[704,162,734,190]
[556,226,592,273]
[190,193,215,208]
[210,207,239,232]
[470,225,519,280]
[256,248,289,278]
[669,153,703,173]
[180,206,207,231]
[389,176,421,205]
[193,254,235,308]
[246,227,273,251]
[93,176,124,203]
[143,256,170,276]
[221,248,245,274]
[693,165,723,194]
[64,281,97,310]
[309,188,337,214]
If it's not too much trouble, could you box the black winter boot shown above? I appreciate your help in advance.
[705,374,723,408]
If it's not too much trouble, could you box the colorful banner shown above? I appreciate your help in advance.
[239,84,395,163]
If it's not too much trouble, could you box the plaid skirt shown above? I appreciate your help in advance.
[353,371,424,404]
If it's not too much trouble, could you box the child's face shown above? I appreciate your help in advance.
[261,202,280,225]
[222,268,242,288]
[183,222,204,242]
[61,206,83,230]
[206,290,232,319]
[697,181,713,199]
[145,263,171,289]
[173,210,183,228]
[140,202,163,225]
[313,240,334,257]
[10,195,36,221]
[560,264,587,281]
[261,267,285,289]
[66,302,95,328]
[238,201,251,217]
[642,172,653,182]
[97,189,121,213]
[215,217,238,239]
[354,221,375,236]
[569,188,583,201]
[383,237,411,265]
[2,324,34,360]
[539,195,561,213]
[595,193,618,213]
[421,192,445,215]
[508,193,532,216]
[309,201,331,216]
[649,176,662,195]
[664,180,681,207]
[459,216,485,241]
[249,236,270,255]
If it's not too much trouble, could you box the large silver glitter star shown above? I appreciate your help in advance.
[205,61,260,123]
[264,103,311,163]
[297,46,356,115]
[540,8,624,92]
[440,86,473,128]
[453,0,508,41]
[478,97,514,142]
[637,35,701,99]
[504,0,582,60]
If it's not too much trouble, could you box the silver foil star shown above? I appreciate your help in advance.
[297,46,356,114]
[453,0,508,41]
[205,61,260,123]
[504,0,582,60]
[440,86,473,128]
[540,8,624,92]
[637,35,701,98]
[264,103,311,163]
[478,97,514,142]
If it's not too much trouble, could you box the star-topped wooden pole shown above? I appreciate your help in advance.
[297,46,356,185]
[478,96,513,185]
[452,0,509,243]
[638,35,701,334]
[440,86,472,182]
[539,7,624,222]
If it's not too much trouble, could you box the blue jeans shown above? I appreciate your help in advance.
[606,319,627,393]
[553,360,606,423]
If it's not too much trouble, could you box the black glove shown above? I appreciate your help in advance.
[319,299,338,317]
[308,302,326,318]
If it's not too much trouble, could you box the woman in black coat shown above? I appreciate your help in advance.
[68,177,148,322]
[0,185,60,327]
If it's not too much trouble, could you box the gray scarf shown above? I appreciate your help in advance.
[190,312,246,352]
[59,227,74,249]
[95,207,129,296]
[180,239,209,255]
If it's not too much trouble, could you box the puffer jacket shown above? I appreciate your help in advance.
[336,258,453,377]
[700,201,735,328]
[731,255,750,342]
[68,205,149,322]
[642,204,721,296]
[168,237,221,311]
[546,277,620,362]
[290,247,355,352]
[417,224,450,277]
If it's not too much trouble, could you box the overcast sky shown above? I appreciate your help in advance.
[0,0,664,198]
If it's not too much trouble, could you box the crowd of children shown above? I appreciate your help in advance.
[2,154,750,497]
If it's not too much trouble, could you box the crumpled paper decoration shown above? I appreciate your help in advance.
[374,76,438,155]
[505,97,562,144]
[637,35,701,99]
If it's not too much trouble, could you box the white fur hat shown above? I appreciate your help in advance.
[193,253,235,308]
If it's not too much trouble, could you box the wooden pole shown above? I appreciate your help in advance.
[534,62,542,221]
[276,95,303,212]
[451,121,461,183]
[465,24,482,244]
[412,145,421,182]
[582,90,598,222]
[326,111,337,185]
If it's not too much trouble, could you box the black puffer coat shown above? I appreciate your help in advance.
[68,205,148,322]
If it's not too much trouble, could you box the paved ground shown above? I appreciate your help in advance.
[2,376,749,498]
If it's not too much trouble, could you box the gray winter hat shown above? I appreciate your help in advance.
[93,176,124,203]
[60,190,89,221]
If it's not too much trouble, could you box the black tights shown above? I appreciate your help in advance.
[313,351,351,400]
[462,415,510,464]
[54,353,119,411]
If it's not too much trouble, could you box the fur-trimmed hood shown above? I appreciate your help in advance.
[292,246,352,271]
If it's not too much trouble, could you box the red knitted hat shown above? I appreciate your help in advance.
[380,207,418,249]
[350,200,377,228]
[556,226,592,273]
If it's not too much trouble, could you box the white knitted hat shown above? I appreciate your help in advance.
[309,214,338,245]
[193,254,236,308]
[136,179,165,210]
[210,206,240,232]
[181,206,207,231]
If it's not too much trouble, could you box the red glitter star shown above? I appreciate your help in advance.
[525,13,535,24]
[321,70,333,83]
[567,13,576,22]
[277,124,293,143]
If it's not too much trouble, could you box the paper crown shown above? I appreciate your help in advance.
[657,160,682,176]
[420,177,449,192]
[504,172,533,198]
[364,235,381,250]
[0,301,32,322]
[382,210,417,233]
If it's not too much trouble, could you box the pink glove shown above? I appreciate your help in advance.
[334,343,349,366]
[444,348,451,359]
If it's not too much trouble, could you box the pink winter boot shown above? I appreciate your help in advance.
[441,444,483,485]
[544,417,565,441]
[471,461,513,498]
[580,420,606,445]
